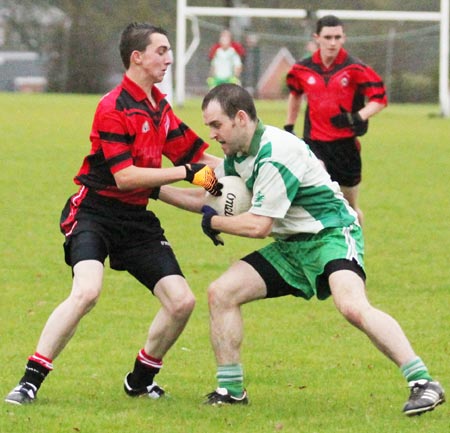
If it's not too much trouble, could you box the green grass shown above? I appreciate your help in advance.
[1,93,449,433]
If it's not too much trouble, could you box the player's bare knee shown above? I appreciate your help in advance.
[338,301,370,329]
[69,286,101,313]
[181,292,196,317]
[169,292,196,320]
[207,280,232,309]
[342,308,364,328]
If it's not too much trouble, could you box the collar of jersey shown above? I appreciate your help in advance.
[247,119,265,156]
[121,74,164,104]
[312,48,347,67]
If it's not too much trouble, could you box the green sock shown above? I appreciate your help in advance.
[217,364,244,397]
[401,357,433,383]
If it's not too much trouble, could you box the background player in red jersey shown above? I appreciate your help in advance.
[207,29,244,89]
[5,22,222,405]
[208,29,246,63]
[285,15,387,226]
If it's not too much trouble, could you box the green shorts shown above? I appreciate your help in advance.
[257,225,365,300]
[207,76,241,89]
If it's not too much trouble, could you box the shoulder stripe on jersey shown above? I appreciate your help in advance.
[167,122,189,140]
[117,89,170,126]
[360,81,385,89]
[298,57,315,68]
[117,90,146,111]
[344,54,366,67]
[370,93,387,100]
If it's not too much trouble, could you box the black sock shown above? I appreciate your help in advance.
[20,360,51,391]
[128,358,160,389]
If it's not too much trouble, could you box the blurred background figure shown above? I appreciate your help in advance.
[284,15,387,226]
[208,29,246,62]
[207,29,244,89]
[302,39,318,59]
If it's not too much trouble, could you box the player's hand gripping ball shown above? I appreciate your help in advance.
[204,176,252,216]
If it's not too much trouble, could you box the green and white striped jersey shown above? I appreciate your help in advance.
[216,121,358,239]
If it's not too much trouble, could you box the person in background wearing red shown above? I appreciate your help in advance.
[208,29,246,62]
[207,29,244,89]
[285,15,387,226]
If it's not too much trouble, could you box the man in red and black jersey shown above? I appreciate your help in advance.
[285,15,387,226]
[5,22,222,405]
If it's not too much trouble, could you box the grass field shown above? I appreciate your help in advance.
[0,92,449,433]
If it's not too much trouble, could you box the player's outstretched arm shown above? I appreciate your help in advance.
[113,162,222,195]
[158,185,206,213]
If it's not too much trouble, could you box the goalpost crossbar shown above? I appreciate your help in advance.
[176,0,449,116]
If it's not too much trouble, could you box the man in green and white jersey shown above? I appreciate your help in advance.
[212,114,364,301]
[158,84,444,415]
[217,119,358,239]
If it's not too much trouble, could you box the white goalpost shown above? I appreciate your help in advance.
[175,0,450,117]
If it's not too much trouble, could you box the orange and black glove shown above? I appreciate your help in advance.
[184,164,223,196]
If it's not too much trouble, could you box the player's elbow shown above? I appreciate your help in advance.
[114,175,134,191]
[251,228,270,239]
[114,166,138,191]
[247,216,272,238]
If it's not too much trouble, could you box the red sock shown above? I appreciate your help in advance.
[137,349,163,370]
[29,352,54,371]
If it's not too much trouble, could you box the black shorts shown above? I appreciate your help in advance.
[305,138,362,187]
[241,251,365,300]
[60,191,184,292]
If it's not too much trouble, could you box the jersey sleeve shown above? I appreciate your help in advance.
[286,64,305,96]
[208,43,220,60]
[162,109,209,166]
[95,109,134,174]
[357,65,388,105]
[250,163,299,219]
[249,150,304,219]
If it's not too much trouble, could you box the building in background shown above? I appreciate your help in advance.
[0,4,66,92]
[0,51,46,92]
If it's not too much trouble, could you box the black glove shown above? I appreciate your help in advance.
[184,164,222,196]
[284,124,296,135]
[330,107,368,136]
[149,187,160,200]
[201,205,224,246]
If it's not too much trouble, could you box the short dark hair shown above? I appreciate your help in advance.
[119,22,168,69]
[201,84,257,122]
[316,15,343,34]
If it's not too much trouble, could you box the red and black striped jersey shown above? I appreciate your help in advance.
[74,75,209,206]
[286,48,387,142]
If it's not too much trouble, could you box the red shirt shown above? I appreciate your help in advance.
[75,75,209,206]
[208,41,246,60]
[286,49,387,142]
